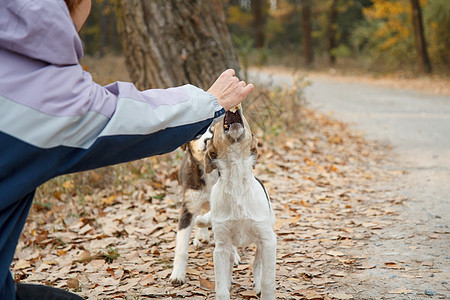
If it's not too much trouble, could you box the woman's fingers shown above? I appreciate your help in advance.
[207,69,254,111]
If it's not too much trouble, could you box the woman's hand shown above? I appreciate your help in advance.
[207,69,254,111]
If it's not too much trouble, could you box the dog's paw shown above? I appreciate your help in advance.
[254,283,261,297]
[169,272,186,286]
[193,238,204,248]
[194,227,210,247]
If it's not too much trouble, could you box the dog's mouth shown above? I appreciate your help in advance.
[223,109,243,130]
[223,108,245,141]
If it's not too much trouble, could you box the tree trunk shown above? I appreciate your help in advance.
[410,0,432,73]
[115,0,241,90]
[301,0,314,67]
[327,0,338,66]
[251,0,266,49]
[99,0,107,56]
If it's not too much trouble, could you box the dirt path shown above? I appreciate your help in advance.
[250,68,450,299]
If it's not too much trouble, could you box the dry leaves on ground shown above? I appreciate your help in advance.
[12,108,405,299]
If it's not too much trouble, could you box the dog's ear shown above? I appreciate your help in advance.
[251,134,259,158]
[204,141,217,174]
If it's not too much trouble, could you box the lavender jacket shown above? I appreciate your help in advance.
[0,0,225,297]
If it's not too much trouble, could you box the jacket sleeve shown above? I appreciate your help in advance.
[58,78,225,174]
[58,73,226,174]
[0,61,225,196]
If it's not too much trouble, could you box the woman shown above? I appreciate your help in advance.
[0,0,253,298]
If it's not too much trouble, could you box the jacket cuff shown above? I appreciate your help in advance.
[208,92,224,112]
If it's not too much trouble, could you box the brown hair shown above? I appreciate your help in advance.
[64,0,83,14]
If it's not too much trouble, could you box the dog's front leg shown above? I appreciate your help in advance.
[259,233,277,300]
[253,244,263,296]
[214,242,233,300]
[169,207,195,285]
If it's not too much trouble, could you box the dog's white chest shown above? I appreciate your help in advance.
[214,219,271,247]
[210,178,274,224]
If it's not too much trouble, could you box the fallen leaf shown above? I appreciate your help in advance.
[140,274,155,286]
[331,271,347,277]
[356,262,376,269]
[78,223,92,235]
[240,290,258,298]
[66,278,79,289]
[329,292,354,299]
[327,250,345,257]
[199,277,214,290]
[117,277,140,292]
[101,195,118,206]
[384,262,403,269]
[312,277,335,285]
[14,259,30,269]
[388,287,412,294]
[62,180,74,191]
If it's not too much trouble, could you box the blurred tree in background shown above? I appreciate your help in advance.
[80,0,122,56]
[352,0,437,73]
[114,0,240,90]
[423,0,450,68]
[301,0,314,66]
[80,0,449,75]
[225,0,374,68]
[410,0,432,73]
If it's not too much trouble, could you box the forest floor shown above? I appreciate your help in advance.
[11,57,449,299]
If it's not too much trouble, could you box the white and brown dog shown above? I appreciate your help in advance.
[169,128,241,285]
[196,108,277,300]
[169,128,217,285]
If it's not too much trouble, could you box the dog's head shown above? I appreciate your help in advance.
[178,128,213,189]
[204,108,258,174]
[180,127,213,164]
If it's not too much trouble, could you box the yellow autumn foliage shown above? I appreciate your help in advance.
[363,0,419,51]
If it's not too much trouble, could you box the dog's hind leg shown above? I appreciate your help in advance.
[259,232,277,300]
[169,205,195,285]
[253,244,263,296]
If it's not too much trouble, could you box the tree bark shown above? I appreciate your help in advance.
[99,0,107,56]
[410,0,432,73]
[327,0,338,66]
[301,0,314,67]
[251,0,266,49]
[115,0,241,90]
